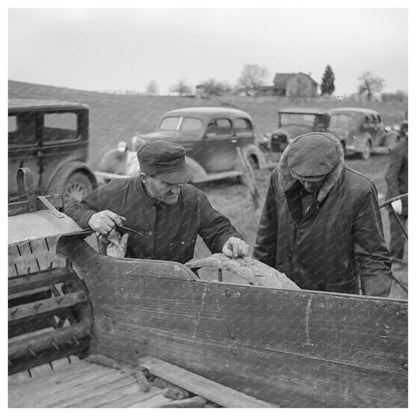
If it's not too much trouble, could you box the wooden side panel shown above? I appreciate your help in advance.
[61,236,408,408]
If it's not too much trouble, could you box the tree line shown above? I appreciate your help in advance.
[142,64,406,102]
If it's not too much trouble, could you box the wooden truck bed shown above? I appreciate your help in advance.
[8,357,175,408]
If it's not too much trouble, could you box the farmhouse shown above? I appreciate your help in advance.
[256,72,318,97]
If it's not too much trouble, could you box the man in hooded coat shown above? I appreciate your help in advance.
[253,132,392,297]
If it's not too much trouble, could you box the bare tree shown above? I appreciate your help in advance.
[358,71,385,101]
[237,64,269,96]
[199,78,233,96]
[145,80,159,96]
[169,79,192,96]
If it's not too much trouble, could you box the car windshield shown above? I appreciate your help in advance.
[330,114,355,130]
[280,113,316,127]
[159,116,203,131]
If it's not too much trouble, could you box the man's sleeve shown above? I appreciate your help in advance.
[65,187,103,229]
[197,191,243,254]
[252,176,278,267]
[385,145,402,198]
[353,184,393,297]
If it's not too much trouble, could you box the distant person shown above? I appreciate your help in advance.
[67,140,248,262]
[253,132,392,297]
[385,124,408,266]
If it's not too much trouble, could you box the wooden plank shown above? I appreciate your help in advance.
[9,365,113,406]
[100,386,164,408]
[9,319,91,360]
[8,291,87,322]
[140,356,272,408]
[62,379,144,408]
[49,375,134,408]
[129,393,174,408]
[8,268,76,295]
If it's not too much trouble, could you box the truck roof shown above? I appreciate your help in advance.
[8,98,89,113]
[279,107,330,116]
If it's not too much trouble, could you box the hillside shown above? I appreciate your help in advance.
[8,80,407,168]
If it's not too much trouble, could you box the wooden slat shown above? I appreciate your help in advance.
[58,377,138,408]
[9,319,91,360]
[8,268,76,295]
[44,373,131,407]
[100,387,163,408]
[8,291,87,322]
[140,356,272,408]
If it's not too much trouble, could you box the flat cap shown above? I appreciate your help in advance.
[287,132,341,182]
[137,140,193,184]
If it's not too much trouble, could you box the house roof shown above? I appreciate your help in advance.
[273,72,318,88]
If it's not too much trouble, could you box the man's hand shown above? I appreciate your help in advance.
[88,210,127,234]
[106,229,129,258]
[222,237,248,258]
[391,199,403,215]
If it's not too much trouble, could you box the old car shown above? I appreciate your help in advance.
[8,99,97,208]
[95,107,270,184]
[257,107,331,162]
[328,107,398,160]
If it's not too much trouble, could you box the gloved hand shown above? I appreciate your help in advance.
[222,237,248,258]
[105,229,129,258]
[391,199,403,215]
[88,210,127,234]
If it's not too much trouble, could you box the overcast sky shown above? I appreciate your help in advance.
[8,7,408,96]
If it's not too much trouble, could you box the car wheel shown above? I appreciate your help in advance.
[62,172,94,209]
[360,141,371,161]
[248,155,259,170]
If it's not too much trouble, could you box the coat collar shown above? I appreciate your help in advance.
[277,135,345,202]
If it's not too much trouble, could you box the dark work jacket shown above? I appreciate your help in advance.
[385,138,408,216]
[253,136,392,297]
[66,178,241,263]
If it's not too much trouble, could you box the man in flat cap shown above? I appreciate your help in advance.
[253,132,393,297]
[67,140,248,261]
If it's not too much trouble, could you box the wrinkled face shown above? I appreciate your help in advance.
[299,178,325,194]
[143,175,183,204]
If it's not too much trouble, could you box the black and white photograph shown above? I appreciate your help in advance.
[6,2,410,409]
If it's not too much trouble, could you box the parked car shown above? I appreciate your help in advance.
[257,107,331,162]
[8,99,97,208]
[328,107,399,160]
[96,107,270,184]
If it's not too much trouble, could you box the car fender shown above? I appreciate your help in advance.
[241,143,268,168]
[353,133,372,152]
[185,156,208,183]
[96,148,128,174]
[47,161,97,194]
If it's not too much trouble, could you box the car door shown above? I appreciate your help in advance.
[8,112,42,200]
[201,118,235,172]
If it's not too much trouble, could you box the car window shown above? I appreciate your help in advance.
[180,117,203,131]
[329,114,354,130]
[280,113,315,127]
[160,117,181,130]
[42,112,79,143]
[205,118,232,138]
[234,118,253,136]
[8,113,36,146]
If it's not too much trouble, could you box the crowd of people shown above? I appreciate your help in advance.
[67,126,408,298]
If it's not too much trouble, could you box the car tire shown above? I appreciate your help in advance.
[247,155,259,170]
[62,172,94,209]
[360,141,371,161]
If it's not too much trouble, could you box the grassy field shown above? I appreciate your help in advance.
[9,81,407,298]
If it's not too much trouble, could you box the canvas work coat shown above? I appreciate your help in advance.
[385,137,408,217]
[66,178,241,263]
[253,136,392,297]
